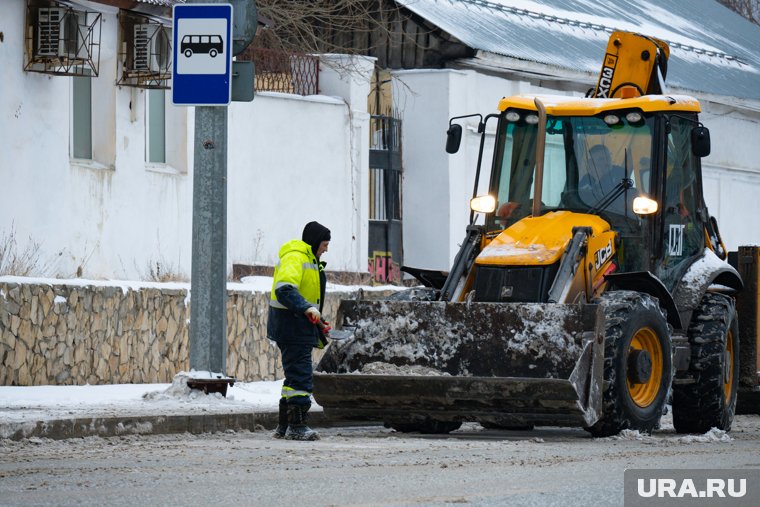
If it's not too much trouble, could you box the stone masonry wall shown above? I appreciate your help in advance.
[0,281,358,386]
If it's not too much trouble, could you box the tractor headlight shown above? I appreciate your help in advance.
[525,114,539,125]
[625,111,643,124]
[633,196,658,215]
[470,194,497,213]
[505,111,521,122]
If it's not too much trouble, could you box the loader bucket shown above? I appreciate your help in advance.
[314,300,605,428]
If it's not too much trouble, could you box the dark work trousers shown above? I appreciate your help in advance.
[277,342,313,407]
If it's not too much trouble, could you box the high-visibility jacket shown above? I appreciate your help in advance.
[266,240,325,346]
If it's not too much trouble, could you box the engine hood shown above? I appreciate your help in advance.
[476,211,611,266]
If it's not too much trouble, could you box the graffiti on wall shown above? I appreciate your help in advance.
[368,251,401,285]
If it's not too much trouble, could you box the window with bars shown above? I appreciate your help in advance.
[369,168,402,221]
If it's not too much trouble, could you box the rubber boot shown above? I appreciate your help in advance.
[284,404,320,441]
[272,398,288,439]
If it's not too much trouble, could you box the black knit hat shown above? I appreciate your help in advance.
[302,221,331,256]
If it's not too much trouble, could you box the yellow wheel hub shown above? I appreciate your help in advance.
[627,327,663,408]
[724,329,735,402]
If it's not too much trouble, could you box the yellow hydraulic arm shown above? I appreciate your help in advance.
[592,31,670,98]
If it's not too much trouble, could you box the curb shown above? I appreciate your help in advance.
[0,411,362,441]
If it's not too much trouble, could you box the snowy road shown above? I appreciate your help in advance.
[2,414,760,507]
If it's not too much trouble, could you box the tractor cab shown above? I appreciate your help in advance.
[477,94,714,294]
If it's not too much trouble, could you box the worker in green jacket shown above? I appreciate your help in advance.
[267,221,331,440]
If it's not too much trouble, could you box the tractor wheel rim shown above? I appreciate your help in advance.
[628,327,663,408]
[724,329,734,402]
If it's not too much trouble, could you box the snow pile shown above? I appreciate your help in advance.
[354,362,451,376]
[326,300,585,378]
[499,304,583,358]
[342,302,465,368]
[607,429,654,442]
[602,427,733,444]
[143,371,235,403]
[676,428,732,444]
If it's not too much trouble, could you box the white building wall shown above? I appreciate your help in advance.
[389,70,455,271]
[699,103,760,251]
[0,1,372,280]
[228,54,374,273]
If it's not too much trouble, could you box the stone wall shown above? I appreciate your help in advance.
[0,281,359,386]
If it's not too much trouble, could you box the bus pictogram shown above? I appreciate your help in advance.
[181,35,223,58]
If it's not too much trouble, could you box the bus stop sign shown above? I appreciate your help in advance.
[172,3,233,106]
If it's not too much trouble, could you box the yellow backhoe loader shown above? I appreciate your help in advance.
[314,31,760,436]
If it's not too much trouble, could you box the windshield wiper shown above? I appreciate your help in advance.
[588,178,634,215]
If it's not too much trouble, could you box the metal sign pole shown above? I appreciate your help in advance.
[176,1,257,376]
[189,105,228,374]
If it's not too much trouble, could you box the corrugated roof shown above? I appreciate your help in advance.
[397,0,760,101]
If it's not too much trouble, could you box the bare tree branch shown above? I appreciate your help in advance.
[717,0,760,25]
[252,0,404,55]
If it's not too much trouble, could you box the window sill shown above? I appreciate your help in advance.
[70,159,114,172]
[146,163,186,175]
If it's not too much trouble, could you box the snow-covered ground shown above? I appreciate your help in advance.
[0,375,292,425]
[0,274,398,426]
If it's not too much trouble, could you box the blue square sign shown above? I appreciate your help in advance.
[172,3,233,106]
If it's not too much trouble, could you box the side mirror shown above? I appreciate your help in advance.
[446,124,462,154]
[691,126,711,157]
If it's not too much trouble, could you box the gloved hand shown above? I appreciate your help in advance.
[305,307,321,324]
[319,320,332,335]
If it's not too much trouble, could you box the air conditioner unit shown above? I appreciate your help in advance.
[133,24,171,73]
[36,7,89,59]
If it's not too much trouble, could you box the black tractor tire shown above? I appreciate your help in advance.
[585,291,672,437]
[386,419,462,434]
[672,293,739,434]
